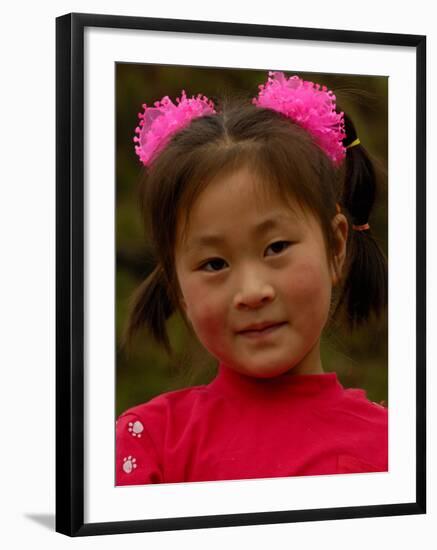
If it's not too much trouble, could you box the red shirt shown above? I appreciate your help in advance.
[116,364,388,485]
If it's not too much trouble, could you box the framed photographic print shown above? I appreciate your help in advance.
[56,12,426,536]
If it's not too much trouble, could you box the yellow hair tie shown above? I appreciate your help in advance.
[346,138,361,149]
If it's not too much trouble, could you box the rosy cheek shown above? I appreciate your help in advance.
[186,304,226,358]
[287,261,330,304]
[185,295,223,336]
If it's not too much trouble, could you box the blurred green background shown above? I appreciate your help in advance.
[116,64,388,417]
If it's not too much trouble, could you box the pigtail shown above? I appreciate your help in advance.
[335,111,388,327]
[120,265,176,356]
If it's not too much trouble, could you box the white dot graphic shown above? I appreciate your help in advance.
[122,456,137,474]
[128,420,144,438]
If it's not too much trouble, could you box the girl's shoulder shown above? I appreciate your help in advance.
[336,385,388,423]
[116,382,215,424]
[116,382,223,459]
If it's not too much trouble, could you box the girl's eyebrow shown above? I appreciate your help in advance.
[185,233,226,253]
[185,215,296,252]
[254,216,289,234]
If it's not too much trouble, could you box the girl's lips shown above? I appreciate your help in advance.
[237,322,287,339]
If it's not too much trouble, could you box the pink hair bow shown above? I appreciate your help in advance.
[252,71,346,165]
[133,90,216,166]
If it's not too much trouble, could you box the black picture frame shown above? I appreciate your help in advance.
[56,12,426,537]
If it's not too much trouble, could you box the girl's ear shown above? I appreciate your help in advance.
[330,213,348,286]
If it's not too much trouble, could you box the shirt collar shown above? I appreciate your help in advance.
[208,362,344,401]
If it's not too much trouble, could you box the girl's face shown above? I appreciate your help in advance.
[174,166,347,378]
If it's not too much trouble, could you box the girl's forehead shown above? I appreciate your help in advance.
[176,169,313,244]
[192,166,304,215]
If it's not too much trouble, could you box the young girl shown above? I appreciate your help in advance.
[116,71,388,485]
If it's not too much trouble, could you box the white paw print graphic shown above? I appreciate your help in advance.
[128,420,144,438]
[122,456,137,474]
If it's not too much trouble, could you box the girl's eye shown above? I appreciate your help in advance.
[200,258,228,272]
[265,240,291,256]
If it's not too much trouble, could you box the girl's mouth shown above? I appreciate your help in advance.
[237,321,287,339]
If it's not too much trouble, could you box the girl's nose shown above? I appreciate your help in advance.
[233,274,276,310]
